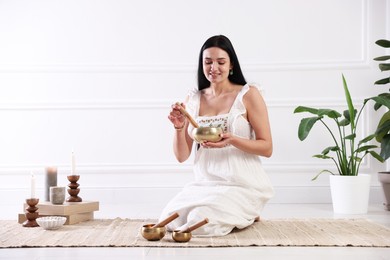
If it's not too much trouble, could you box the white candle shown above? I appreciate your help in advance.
[30,172,36,198]
[71,151,76,175]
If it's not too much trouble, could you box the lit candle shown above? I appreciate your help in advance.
[71,150,76,175]
[30,172,36,198]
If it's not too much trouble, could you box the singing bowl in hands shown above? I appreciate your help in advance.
[192,127,223,143]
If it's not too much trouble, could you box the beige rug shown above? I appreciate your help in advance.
[1,218,390,248]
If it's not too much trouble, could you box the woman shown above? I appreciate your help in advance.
[159,35,274,237]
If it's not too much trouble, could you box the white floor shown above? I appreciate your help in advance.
[1,203,390,260]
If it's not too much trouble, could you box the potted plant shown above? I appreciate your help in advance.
[294,74,384,214]
[368,39,390,211]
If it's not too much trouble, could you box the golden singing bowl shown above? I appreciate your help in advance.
[141,224,166,241]
[192,127,223,143]
[172,230,192,242]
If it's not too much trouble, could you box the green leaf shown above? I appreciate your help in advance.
[379,93,390,98]
[321,146,339,155]
[318,109,341,118]
[374,77,390,85]
[294,106,341,118]
[376,123,390,141]
[358,134,376,145]
[369,95,390,110]
[313,154,333,159]
[343,109,357,121]
[297,117,322,141]
[376,39,390,48]
[375,111,390,142]
[374,55,390,61]
[355,145,378,153]
[339,118,350,126]
[311,169,334,181]
[342,74,355,129]
[369,151,385,163]
[379,64,390,72]
[345,133,356,140]
[293,106,319,114]
[380,134,390,160]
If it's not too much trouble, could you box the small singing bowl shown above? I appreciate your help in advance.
[172,230,192,242]
[141,224,167,241]
[192,127,223,143]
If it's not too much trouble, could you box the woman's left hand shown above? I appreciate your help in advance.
[200,133,233,148]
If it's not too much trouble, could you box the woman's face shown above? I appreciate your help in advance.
[202,47,232,84]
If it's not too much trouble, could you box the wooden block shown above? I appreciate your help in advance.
[23,201,99,215]
[18,211,94,225]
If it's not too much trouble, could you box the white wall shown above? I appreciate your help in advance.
[0,0,389,214]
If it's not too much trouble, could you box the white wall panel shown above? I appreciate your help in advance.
[0,0,369,69]
[0,0,389,211]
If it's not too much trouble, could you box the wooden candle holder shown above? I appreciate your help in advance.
[23,198,39,227]
[66,175,82,202]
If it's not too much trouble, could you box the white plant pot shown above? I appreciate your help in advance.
[329,174,371,214]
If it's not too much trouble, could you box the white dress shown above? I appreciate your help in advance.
[159,84,274,237]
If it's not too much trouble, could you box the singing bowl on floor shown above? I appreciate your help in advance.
[192,127,223,143]
[172,230,192,242]
[141,224,166,241]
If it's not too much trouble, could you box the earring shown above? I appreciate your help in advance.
[229,69,233,76]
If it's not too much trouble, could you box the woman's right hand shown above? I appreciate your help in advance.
[168,102,186,130]
[170,102,193,162]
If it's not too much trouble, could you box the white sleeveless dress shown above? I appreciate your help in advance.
[159,84,274,237]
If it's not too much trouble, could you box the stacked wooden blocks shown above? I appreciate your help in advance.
[18,201,99,225]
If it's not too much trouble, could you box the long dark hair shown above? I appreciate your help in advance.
[197,35,246,91]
